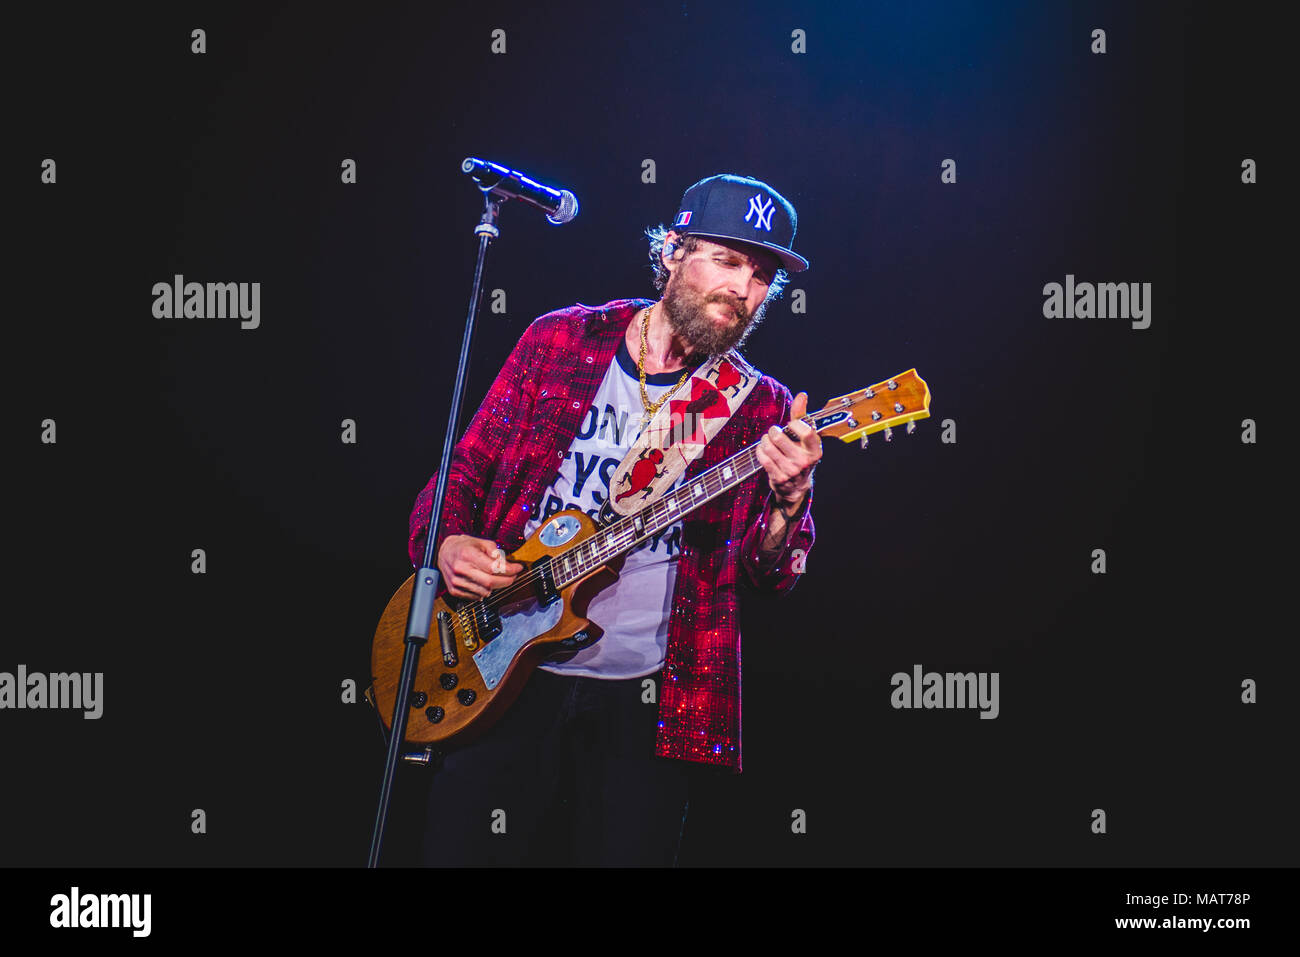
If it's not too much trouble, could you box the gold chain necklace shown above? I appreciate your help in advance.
[637,306,694,427]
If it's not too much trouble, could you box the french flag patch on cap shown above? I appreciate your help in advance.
[674,211,692,226]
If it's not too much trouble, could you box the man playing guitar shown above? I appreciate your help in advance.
[407,173,821,866]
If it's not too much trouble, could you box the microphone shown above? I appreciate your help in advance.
[461,157,579,225]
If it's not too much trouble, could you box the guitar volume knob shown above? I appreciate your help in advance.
[439,673,458,691]
[457,689,477,707]
[409,691,428,708]
[425,706,445,724]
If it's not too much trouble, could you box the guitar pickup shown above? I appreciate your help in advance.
[531,556,560,607]
[472,602,501,643]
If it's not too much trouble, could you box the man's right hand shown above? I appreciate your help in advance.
[438,535,525,599]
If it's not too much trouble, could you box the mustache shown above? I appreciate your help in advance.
[708,293,749,321]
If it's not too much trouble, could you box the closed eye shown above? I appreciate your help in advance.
[715,257,772,283]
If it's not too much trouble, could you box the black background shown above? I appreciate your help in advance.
[8,0,1291,871]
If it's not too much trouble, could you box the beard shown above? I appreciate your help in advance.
[662,275,764,357]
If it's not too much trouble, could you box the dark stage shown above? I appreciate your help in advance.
[7,0,1291,936]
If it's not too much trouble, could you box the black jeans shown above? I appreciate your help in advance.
[420,668,691,867]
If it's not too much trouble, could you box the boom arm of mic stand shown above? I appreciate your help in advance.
[366,193,502,868]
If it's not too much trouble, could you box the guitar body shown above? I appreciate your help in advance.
[369,509,617,749]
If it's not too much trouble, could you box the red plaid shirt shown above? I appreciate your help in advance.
[408,299,814,771]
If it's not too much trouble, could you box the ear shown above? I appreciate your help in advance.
[662,230,686,274]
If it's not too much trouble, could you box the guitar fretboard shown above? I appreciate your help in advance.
[548,417,810,587]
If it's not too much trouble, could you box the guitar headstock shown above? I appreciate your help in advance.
[810,369,931,446]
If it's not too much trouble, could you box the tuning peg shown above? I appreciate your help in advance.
[884,427,893,442]
[859,434,869,449]
[906,421,916,434]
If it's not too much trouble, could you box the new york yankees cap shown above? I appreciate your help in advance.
[670,173,809,273]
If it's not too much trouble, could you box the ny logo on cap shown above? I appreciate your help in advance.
[744,193,774,231]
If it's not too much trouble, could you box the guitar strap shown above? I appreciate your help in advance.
[606,350,762,518]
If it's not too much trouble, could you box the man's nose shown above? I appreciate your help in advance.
[726,266,757,298]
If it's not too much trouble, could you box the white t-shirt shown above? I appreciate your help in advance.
[525,338,688,679]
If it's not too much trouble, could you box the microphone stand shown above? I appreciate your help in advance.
[366,189,503,868]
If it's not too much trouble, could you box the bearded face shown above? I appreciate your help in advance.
[661,254,770,356]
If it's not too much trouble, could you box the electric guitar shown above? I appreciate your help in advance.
[368,369,931,748]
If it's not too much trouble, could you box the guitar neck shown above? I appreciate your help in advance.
[546,368,931,589]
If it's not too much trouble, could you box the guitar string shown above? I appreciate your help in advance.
[446,408,845,638]
[451,442,766,636]
[441,384,921,645]
[447,436,780,642]
[448,411,824,636]
[447,394,918,641]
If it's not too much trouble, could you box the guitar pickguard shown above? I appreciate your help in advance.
[471,597,564,690]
